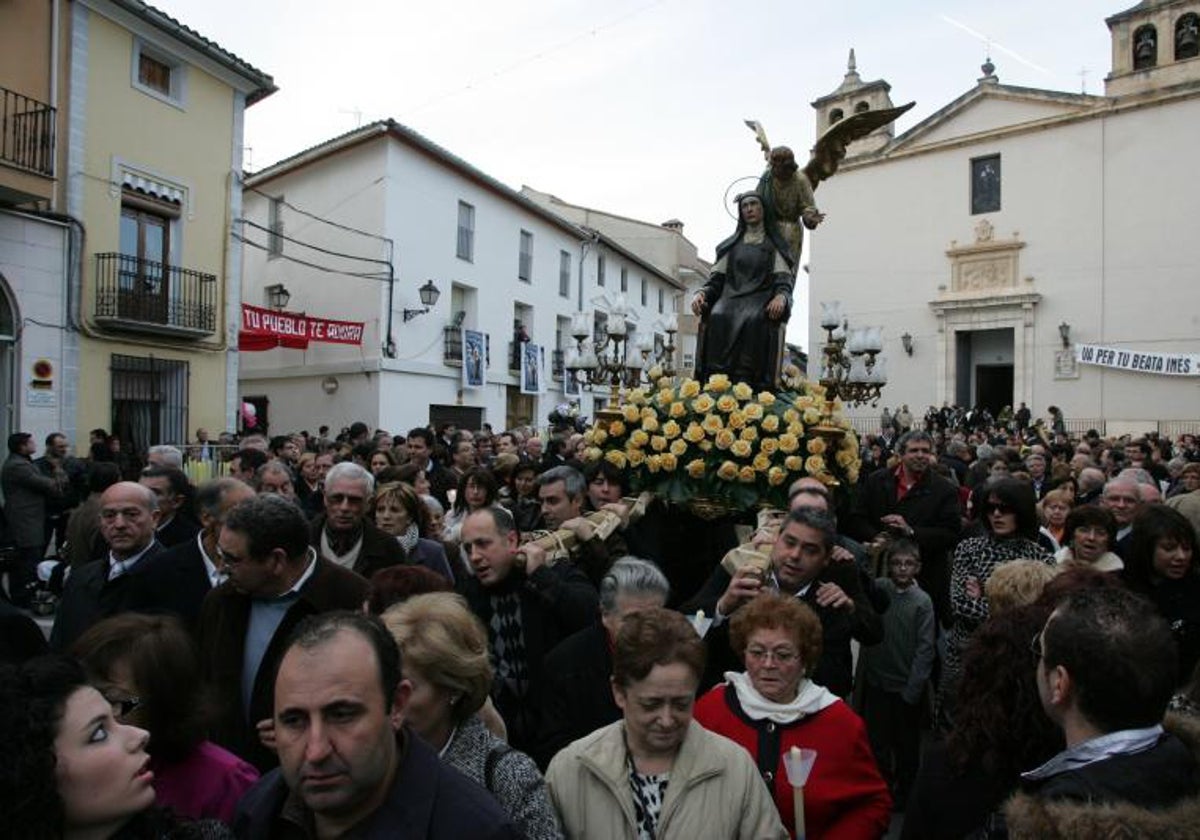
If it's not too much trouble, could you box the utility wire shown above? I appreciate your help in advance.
[237,218,390,267]
[234,234,391,280]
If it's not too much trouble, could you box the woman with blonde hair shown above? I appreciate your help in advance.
[1037,487,1073,550]
[383,593,562,839]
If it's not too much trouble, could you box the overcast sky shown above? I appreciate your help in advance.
[156,0,1120,348]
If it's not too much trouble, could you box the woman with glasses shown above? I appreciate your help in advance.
[0,654,237,838]
[940,478,1052,726]
[693,593,891,839]
[1054,505,1122,572]
[72,613,258,823]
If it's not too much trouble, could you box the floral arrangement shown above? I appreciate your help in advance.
[581,366,861,513]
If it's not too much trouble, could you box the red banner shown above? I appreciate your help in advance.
[238,304,365,351]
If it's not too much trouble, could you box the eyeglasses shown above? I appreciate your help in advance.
[108,695,142,720]
[746,647,799,665]
[1029,630,1044,660]
[984,502,1015,516]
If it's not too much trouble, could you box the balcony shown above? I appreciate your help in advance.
[1,86,55,177]
[443,326,463,365]
[94,253,217,339]
[551,348,564,380]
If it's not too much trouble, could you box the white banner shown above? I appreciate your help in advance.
[1075,343,1200,377]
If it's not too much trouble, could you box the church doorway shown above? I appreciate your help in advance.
[955,328,1014,413]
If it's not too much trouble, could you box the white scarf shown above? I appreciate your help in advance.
[320,527,363,571]
[724,671,838,724]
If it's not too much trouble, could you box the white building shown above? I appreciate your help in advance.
[807,0,1200,437]
[240,120,685,435]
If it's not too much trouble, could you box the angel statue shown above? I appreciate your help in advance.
[692,103,913,392]
[744,102,914,271]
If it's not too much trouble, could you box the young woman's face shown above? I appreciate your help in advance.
[374,497,411,537]
[370,453,391,475]
[985,495,1018,538]
[464,479,489,510]
[514,469,537,499]
[1071,523,1109,563]
[54,686,155,835]
[1153,535,1194,581]
[413,471,431,496]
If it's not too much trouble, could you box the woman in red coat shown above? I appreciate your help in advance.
[694,593,891,838]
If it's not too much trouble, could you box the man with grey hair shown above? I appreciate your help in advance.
[1077,466,1107,505]
[129,477,255,630]
[51,481,162,649]
[311,461,403,578]
[536,556,669,767]
[256,460,297,500]
[1102,478,1144,557]
[537,464,625,586]
[146,444,184,469]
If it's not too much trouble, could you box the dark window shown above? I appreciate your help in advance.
[559,250,571,297]
[620,267,628,292]
[1177,14,1199,61]
[829,108,844,125]
[658,287,664,313]
[593,312,607,344]
[268,196,283,259]
[138,53,172,96]
[1134,24,1158,70]
[597,254,606,286]
[110,354,189,454]
[456,201,474,262]
[854,101,870,113]
[518,230,533,282]
[970,155,1001,215]
[640,276,647,307]
[119,194,173,318]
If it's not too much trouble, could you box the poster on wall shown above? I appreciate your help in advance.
[520,343,543,395]
[563,366,582,397]
[462,329,485,389]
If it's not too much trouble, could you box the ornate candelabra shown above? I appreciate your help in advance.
[564,295,678,427]
[817,301,888,407]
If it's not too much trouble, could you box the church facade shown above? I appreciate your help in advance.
[806,1,1200,437]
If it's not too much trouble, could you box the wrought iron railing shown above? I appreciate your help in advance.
[94,253,216,334]
[1,86,55,176]
[551,349,564,379]
[443,326,463,364]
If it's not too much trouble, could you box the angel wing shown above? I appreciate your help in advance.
[803,101,915,190]
[744,119,772,161]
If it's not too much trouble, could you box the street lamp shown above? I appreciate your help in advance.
[816,300,888,407]
[403,279,441,322]
[265,283,291,310]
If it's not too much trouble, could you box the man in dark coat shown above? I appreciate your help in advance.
[138,465,200,549]
[233,611,515,839]
[310,461,404,578]
[458,505,598,753]
[50,482,162,649]
[128,477,254,632]
[197,494,370,771]
[35,432,87,556]
[847,430,962,623]
[2,432,65,605]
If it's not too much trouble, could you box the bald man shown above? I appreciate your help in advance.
[50,482,163,649]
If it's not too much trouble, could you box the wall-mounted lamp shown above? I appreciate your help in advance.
[1058,321,1071,348]
[321,376,339,395]
[403,279,441,322]
[901,332,914,356]
[265,283,291,310]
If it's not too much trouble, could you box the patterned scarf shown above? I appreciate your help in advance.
[488,589,529,690]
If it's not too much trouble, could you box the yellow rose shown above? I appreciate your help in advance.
[714,429,735,450]
[727,410,746,430]
[627,448,647,467]
[662,420,681,440]
[787,422,804,437]
[646,454,662,473]
[660,453,678,472]
[803,408,822,426]
[778,433,800,454]
[641,406,657,420]
[647,365,664,381]
[841,434,860,454]
[836,449,857,468]
[732,382,753,400]
[698,441,713,452]
[582,430,596,446]
[669,439,688,457]
[668,401,687,419]
[757,392,777,406]
[743,403,764,421]
[761,414,780,433]
[584,447,604,462]
[716,394,737,413]
[717,460,738,481]
[783,408,800,424]
[730,439,752,459]
[604,450,627,469]
[629,429,650,448]
[701,414,723,435]
[642,416,660,433]
[739,426,758,442]
[627,388,647,406]
[707,373,731,393]
[692,394,716,414]
[679,379,701,399]
[759,437,779,455]
[650,435,668,452]
[807,437,827,455]
[686,458,707,479]
[805,455,827,475]
[623,405,641,423]
[784,455,803,471]
[607,420,626,438]
[657,388,675,405]
[768,466,787,486]
[738,466,756,483]
[684,423,706,443]
[592,429,608,445]
[794,395,816,410]
[752,453,771,472]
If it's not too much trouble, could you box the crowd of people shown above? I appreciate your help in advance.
[0,406,1198,838]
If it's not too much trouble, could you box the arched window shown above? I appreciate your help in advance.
[1134,24,1158,70]
[1177,13,1200,60]
[829,108,844,125]
[0,279,16,446]
[854,101,870,114]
